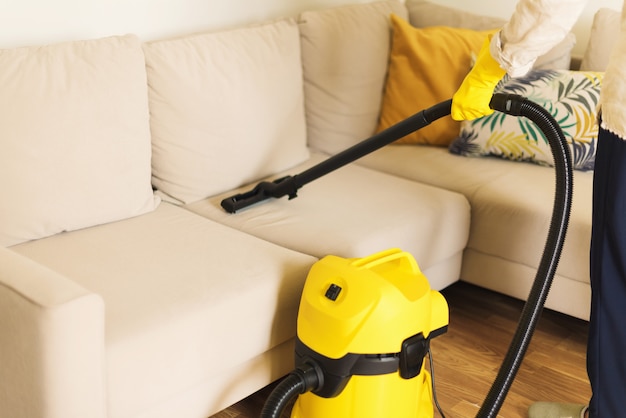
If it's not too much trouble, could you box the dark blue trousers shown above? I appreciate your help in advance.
[588,126,626,417]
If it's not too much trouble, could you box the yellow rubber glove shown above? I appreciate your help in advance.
[451,35,506,121]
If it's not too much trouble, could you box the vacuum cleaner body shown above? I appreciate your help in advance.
[245,94,573,418]
[291,248,449,418]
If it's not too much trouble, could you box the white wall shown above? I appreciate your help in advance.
[0,0,622,54]
[0,0,375,49]
[428,0,623,56]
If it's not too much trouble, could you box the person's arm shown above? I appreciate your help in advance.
[498,0,589,77]
[452,0,589,121]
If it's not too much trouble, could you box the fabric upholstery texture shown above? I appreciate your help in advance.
[144,19,309,204]
[450,69,602,171]
[378,14,495,146]
[10,203,316,417]
[0,247,106,418]
[356,145,593,320]
[406,0,506,30]
[0,34,158,247]
[299,0,408,156]
[185,152,470,290]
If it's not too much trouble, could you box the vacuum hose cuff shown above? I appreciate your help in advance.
[260,363,322,418]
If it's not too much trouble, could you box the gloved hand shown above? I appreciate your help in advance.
[451,35,506,121]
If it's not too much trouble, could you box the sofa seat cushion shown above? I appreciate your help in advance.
[10,202,316,417]
[0,34,158,247]
[358,146,592,317]
[185,152,471,290]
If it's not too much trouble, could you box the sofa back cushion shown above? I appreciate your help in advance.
[299,0,408,156]
[406,0,576,71]
[407,0,505,30]
[144,19,309,204]
[0,35,158,247]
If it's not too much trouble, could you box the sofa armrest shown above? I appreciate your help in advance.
[0,247,107,418]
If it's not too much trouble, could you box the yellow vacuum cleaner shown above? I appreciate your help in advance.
[224,94,573,418]
[291,249,448,418]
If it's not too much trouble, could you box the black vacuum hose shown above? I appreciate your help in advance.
[260,374,303,418]
[260,363,322,418]
[476,94,573,418]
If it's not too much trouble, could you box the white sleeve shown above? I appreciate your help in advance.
[492,0,589,77]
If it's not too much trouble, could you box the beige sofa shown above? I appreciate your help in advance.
[0,1,614,417]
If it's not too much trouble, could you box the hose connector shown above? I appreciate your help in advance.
[293,361,324,394]
[489,93,525,116]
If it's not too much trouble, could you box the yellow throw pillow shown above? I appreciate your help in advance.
[378,14,496,146]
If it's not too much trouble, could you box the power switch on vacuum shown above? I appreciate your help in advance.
[325,284,342,301]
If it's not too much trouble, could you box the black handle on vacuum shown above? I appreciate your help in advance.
[221,100,452,213]
[475,93,573,418]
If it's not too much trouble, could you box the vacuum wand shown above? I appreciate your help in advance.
[220,99,452,213]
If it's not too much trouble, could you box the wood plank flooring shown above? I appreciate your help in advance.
[210,281,590,417]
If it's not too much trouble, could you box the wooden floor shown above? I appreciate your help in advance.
[210,281,590,418]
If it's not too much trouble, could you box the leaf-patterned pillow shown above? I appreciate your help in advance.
[449,69,603,171]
